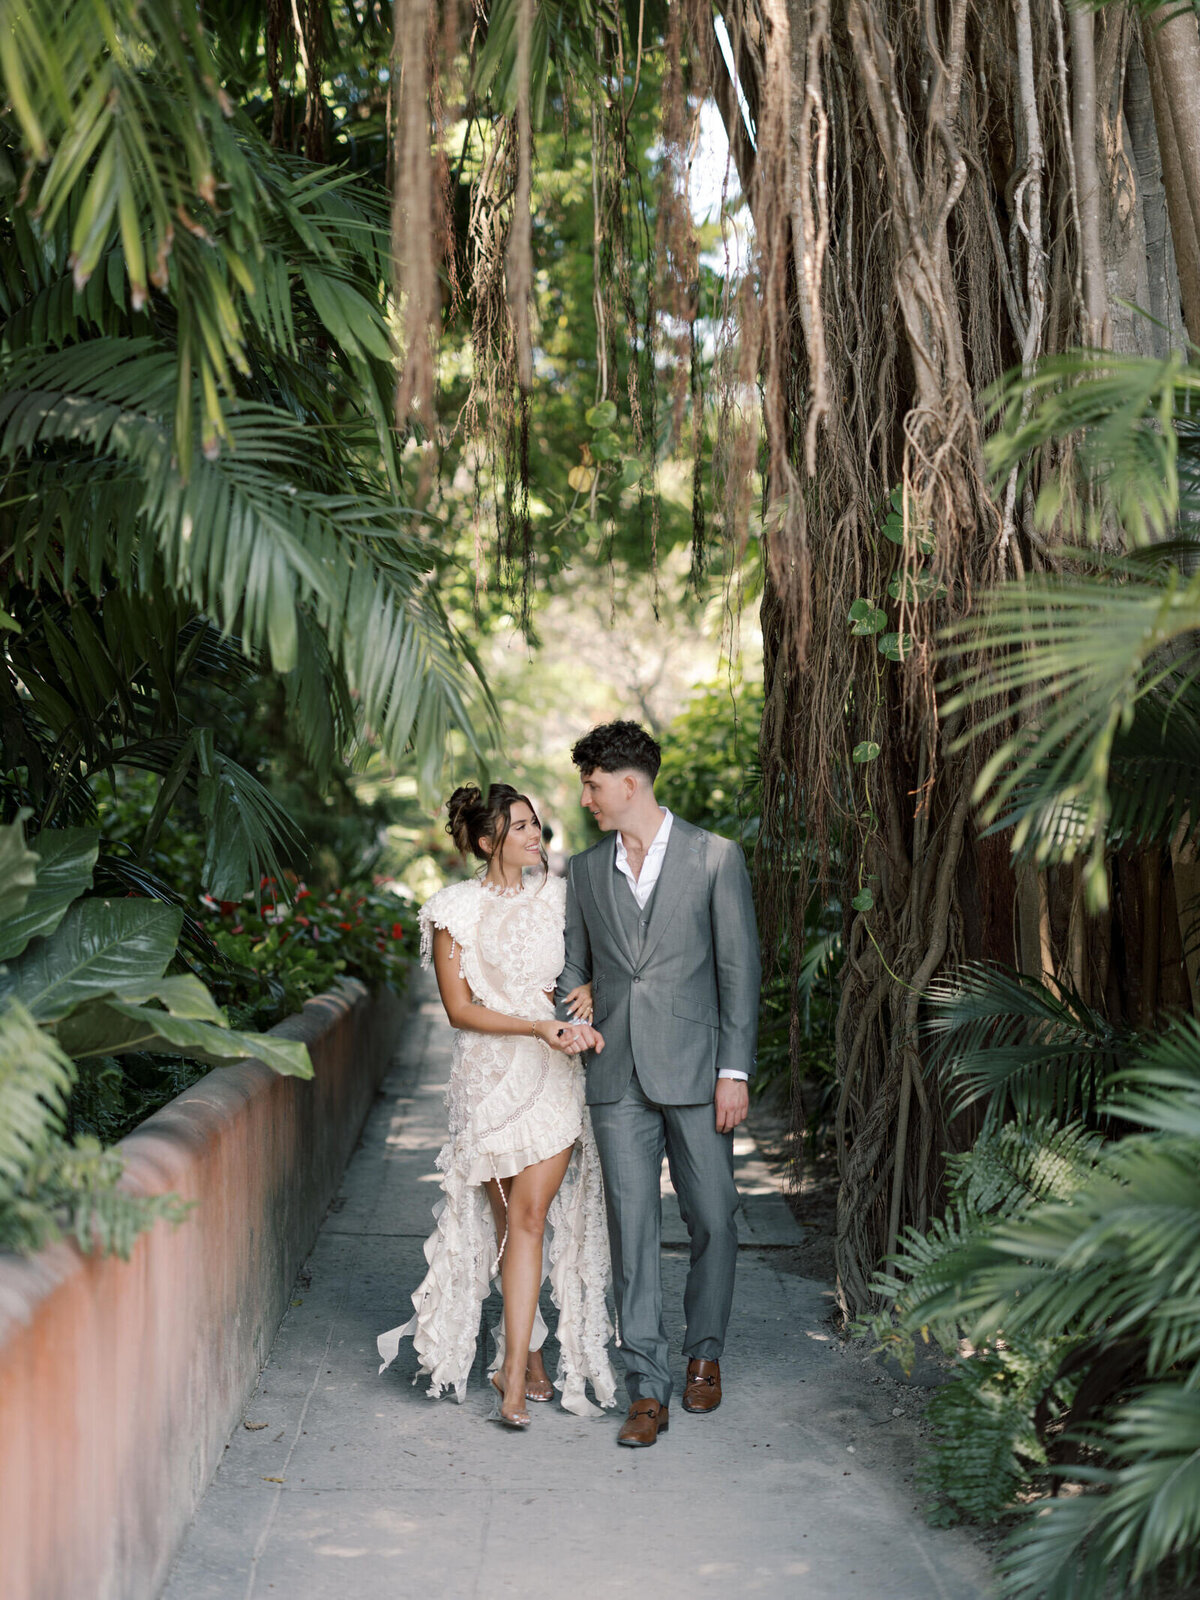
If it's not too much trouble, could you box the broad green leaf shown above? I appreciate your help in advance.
[105,973,228,1024]
[0,826,99,962]
[848,599,887,635]
[851,887,875,911]
[887,570,947,604]
[588,433,621,461]
[881,489,936,554]
[852,741,881,763]
[0,814,39,930]
[299,264,391,362]
[878,632,915,661]
[57,999,313,1079]
[585,401,618,429]
[1,900,182,1021]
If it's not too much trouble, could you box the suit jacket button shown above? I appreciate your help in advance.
[633,976,641,983]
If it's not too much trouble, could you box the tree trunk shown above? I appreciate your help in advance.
[1142,7,1200,344]
[1070,7,1108,344]
[699,0,1200,1313]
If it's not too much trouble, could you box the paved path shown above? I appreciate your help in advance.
[163,977,993,1600]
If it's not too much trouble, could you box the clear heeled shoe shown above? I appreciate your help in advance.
[488,1373,531,1429]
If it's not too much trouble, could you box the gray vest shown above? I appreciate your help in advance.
[614,867,653,956]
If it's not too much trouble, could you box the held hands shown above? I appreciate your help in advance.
[714,1077,749,1134]
[535,1018,605,1056]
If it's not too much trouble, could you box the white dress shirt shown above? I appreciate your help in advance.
[615,809,748,1084]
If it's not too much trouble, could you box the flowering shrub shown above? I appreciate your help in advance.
[200,875,414,1030]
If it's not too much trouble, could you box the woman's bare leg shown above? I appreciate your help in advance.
[483,1176,551,1398]
[491,1147,573,1419]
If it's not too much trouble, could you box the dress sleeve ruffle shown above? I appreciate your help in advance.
[418,880,482,968]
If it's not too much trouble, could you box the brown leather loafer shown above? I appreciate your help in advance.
[682,1358,722,1413]
[617,1398,669,1447]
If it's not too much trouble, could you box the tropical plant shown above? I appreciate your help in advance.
[201,874,413,1030]
[0,813,310,1256]
[0,0,488,848]
[865,348,1200,1591]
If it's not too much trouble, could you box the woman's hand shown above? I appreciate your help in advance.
[564,984,594,1023]
[534,1019,604,1056]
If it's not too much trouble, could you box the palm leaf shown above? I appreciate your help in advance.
[941,566,1200,910]
[925,962,1123,1126]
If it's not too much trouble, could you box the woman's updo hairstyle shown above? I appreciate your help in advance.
[445,782,546,875]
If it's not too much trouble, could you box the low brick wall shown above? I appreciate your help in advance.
[0,978,406,1600]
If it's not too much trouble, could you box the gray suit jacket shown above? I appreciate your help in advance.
[556,816,761,1105]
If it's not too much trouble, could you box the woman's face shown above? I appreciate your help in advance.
[487,800,541,873]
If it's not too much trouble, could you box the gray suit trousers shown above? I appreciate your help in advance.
[588,1072,739,1406]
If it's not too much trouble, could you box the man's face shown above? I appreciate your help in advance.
[579,768,633,832]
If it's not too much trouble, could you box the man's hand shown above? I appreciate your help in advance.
[714,1077,749,1134]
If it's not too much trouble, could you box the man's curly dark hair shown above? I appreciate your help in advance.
[571,720,662,781]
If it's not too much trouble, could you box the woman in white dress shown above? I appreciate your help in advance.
[377,783,617,1427]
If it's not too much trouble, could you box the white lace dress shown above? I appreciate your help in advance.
[376,873,617,1416]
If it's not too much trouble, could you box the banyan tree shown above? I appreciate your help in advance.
[391,0,1200,1314]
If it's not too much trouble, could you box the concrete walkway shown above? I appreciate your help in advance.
[163,978,993,1600]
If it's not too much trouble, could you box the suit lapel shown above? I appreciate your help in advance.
[637,818,701,969]
[586,835,637,968]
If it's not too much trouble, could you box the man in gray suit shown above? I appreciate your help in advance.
[556,721,761,1447]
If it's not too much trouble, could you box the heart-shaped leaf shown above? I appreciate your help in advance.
[852,741,881,764]
[585,400,618,429]
[887,570,948,604]
[848,599,887,635]
[878,632,915,661]
[851,887,875,911]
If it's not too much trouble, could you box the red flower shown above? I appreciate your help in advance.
[338,920,353,931]
[297,887,311,900]
[220,901,238,916]
[231,924,244,935]
[297,915,310,927]
[391,922,404,940]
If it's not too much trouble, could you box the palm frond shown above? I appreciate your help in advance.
[1,337,486,784]
[941,566,1200,910]
[925,963,1123,1126]
[1000,1384,1200,1599]
[984,348,1200,548]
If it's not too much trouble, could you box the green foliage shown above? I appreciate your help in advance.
[0,0,487,832]
[656,673,763,846]
[946,353,1200,912]
[0,819,197,1255]
[894,356,1200,1591]
[202,877,413,1031]
[876,985,1200,1591]
[925,962,1122,1129]
[920,1335,1069,1527]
